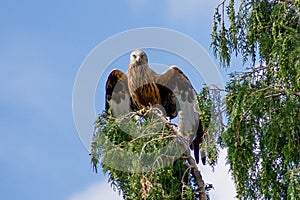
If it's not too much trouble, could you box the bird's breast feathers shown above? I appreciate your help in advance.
[128,64,161,108]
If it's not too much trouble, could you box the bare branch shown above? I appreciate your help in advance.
[185,149,207,200]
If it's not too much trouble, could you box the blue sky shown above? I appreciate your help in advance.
[1,1,237,199]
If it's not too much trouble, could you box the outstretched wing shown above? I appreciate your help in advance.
[157,66,205,164]
[105,69,133,116]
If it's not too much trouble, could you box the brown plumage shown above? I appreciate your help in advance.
[105,49,205,164]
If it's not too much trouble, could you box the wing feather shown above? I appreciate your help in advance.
[157,66,205,164]
[105,69,133,116]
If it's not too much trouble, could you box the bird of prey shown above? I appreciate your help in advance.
[105,49,205,164]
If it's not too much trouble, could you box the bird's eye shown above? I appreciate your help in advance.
[132,54,137,59]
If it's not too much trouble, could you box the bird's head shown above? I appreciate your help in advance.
[129,49,148,66]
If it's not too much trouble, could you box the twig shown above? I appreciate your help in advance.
[216,0,227,11]
[181,166,193,199]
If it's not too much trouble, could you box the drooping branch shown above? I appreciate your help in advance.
[148,108,207,200]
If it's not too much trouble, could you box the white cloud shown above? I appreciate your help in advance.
[69,181,123,200]
[201,149,237,199]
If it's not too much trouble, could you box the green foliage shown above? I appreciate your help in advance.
[198,86,225,168]
[212,0,300,199]
[225,73,300,199]
[91,111,197,199]
[90,86,221,199]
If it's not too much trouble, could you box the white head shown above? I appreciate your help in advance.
[129,49,148,66]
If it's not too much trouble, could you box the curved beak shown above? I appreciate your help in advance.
[136,56,142,64]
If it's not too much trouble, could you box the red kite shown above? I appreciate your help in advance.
[105,49,205,164]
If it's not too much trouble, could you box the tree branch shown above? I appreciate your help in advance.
[148,108,207,200]
[185,148,207,200]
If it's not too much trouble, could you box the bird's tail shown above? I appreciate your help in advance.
[192,139,206,165]
[191,119,206,165]
[200,150,206,165]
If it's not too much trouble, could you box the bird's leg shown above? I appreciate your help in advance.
[135,107,147,126]
[137,107,147,116]
[146,103,153,111]
[137,104,153,119]
[146,103,155,121]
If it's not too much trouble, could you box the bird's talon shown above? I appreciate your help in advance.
[137,108,146,116]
